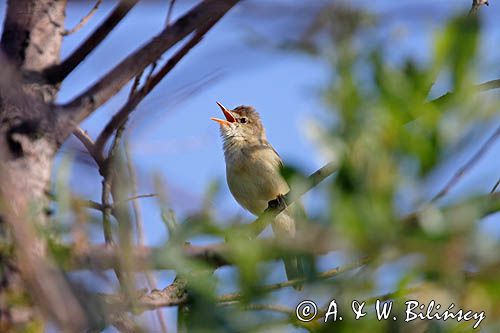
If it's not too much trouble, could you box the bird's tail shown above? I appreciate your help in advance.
[273,209,306,290]
[283,255,305,290]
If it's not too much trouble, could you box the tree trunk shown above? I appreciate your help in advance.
[0,0,67,331]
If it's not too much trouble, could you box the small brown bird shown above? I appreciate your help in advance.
[211,102,304,287]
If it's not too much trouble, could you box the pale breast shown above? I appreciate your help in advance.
[225,144,289,215]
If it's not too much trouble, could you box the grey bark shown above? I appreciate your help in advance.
[0,0,68,331]
[0,0,239,330]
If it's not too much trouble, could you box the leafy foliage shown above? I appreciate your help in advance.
[39,3,500,333]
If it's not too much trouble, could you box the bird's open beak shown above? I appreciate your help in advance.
[211,102,236,126]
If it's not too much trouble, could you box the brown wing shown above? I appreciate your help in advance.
[269,145,284,169]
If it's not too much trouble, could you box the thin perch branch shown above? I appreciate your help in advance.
[82,194,156,213]
[73,126,105,167]
[165,0,177,27]
[62,0,103,36]
[430,79,500,105]
[491,178,500,193]
[245,161,338,236]
[126,193,157,202]
[102,261,368,313]
[124,141,168,333]
[218,258,370,303]
[431,123,500,202]
[67,229,338,271]
[67,192,500,272]
[93,16,222,153]
[136,0,176,98]
[45,0,139,83]
[469,0,489,15]
[58,0,239,139]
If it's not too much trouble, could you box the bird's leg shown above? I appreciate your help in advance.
[268,193,288,211]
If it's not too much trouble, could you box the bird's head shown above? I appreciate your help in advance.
[211,102,266,144]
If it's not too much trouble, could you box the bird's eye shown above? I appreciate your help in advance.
[240,117,247,124]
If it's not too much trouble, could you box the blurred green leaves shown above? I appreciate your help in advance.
[43,4,500,332]
[435,15,480,96]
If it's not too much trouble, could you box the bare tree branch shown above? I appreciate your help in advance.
[431,123,500,202]
[62,0,103,36]
[102,261,367,313]
[104,279,188,312]
[126,193,157,202]
[68,191,500,272]
[93,15,226,153]
[67,229,337,271]
[491,178,500,193]
[232,304,295,316]
[101,122,130,290]
[125,144,146,246]
[57,0,239,139]
[65,161,339,273]
[244,161,338,236]
[44,0,139,83]
[138,0,177,95]
[165,0,177,27]
[99,123,128,244]
[218,258,370,303]
[81,193,156,214]
[109,313,143,333]
[469,0,489,15]
[124,141,168,333]
[404,192,500,231]
[73,126,105,167]
[430,79,500,105]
